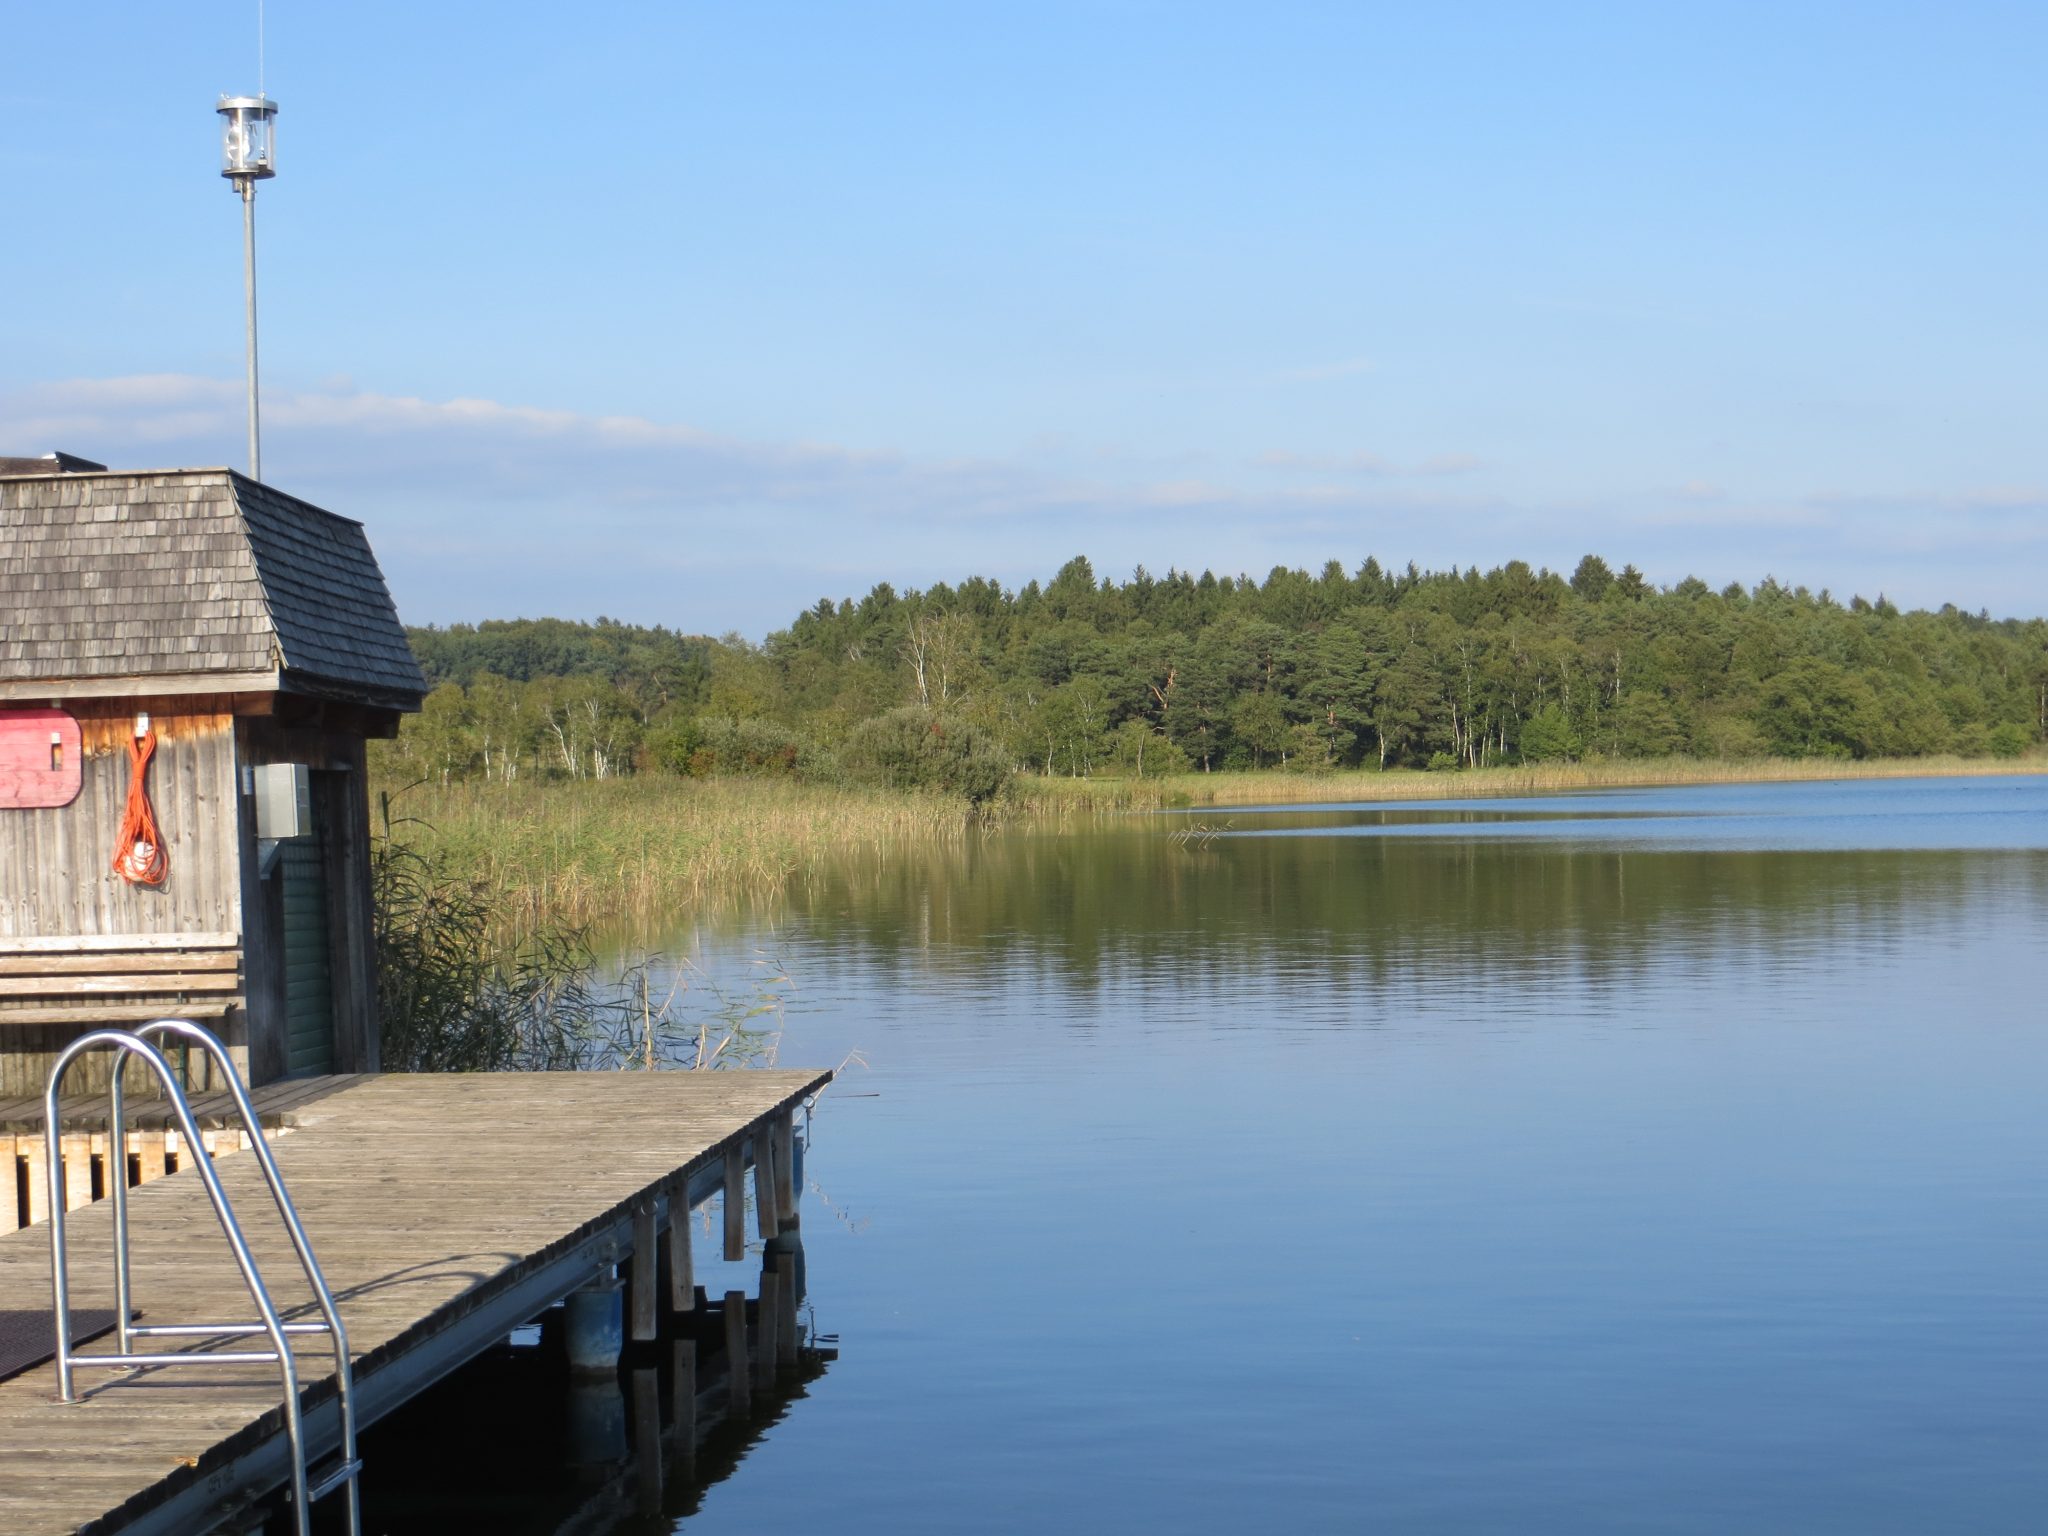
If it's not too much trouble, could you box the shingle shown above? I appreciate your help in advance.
[0,469,424,703]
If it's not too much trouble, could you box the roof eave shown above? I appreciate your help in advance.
[0,669,282,703]
[276,669,426,714]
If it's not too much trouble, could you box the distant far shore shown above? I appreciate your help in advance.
[1011,751,2048,814]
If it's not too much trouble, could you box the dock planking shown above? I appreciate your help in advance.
[0,1068,829,1536]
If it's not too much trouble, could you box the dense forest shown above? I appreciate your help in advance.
[377,555,2048,797]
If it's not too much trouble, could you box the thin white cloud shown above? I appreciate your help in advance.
[3,373,2041,633]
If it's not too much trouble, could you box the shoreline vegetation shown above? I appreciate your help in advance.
[392,557,2048,800]
[373,789,801,1070]
[371,553,2048,954]
[375,751,2044,936]
[1009,750,2048,812]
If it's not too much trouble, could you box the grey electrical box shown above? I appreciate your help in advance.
[254,762,312,840]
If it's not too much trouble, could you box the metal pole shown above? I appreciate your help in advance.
[241,179,262,482]
[109,1067,133,1355]
[43,1074,72,1399]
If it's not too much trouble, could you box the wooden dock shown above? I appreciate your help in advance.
[0,1069,830,1536]
[2,1077,366,1233]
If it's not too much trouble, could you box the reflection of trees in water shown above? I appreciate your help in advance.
[773,830,2048,1011]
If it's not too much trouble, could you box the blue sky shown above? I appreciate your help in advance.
[5,2,2045,636]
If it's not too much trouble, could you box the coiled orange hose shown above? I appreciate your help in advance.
[113,727,167,885]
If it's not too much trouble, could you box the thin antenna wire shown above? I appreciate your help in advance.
[258,0,266,94]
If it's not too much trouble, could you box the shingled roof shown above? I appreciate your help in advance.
[0,468,426,708]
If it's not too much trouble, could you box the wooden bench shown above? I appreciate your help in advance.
[0,932,243,1027]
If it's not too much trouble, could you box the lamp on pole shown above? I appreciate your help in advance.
[217,94,278,482]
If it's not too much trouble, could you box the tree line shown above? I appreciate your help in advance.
[375,555,2048,796]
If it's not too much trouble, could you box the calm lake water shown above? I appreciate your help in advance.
[364,774,2048,1534]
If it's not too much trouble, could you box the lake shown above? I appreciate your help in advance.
[363,774,2048,1534]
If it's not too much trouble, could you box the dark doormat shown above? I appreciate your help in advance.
[0,1308,129,1386]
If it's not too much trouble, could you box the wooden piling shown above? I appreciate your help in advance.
[722,1290,750,1418]
[60,1137,90,1212]
[753,1129,779,1242]
[630,1205,658,1343]
[722,1144,745,1262]
[773,1250,799,1371]
[753,1267,779,1391]
[20,1138,47,1226]
[136,1130,166,1184]
[666,1186,693,1313]
[774,1110,797,1222]
[631,1367,662,1515]
[669,1338,697,1482]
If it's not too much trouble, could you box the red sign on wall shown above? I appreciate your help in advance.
[0,708,84,809]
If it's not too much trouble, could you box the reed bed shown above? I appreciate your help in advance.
[377,776,978,935]
[1010,752,2048,816]
[381,753,2043,932]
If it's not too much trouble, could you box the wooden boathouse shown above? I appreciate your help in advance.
[0,456,426,1095]
[1,459,839,1533]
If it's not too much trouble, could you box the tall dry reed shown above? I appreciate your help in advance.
[378,776,978,935]
[1009,752,2047,817]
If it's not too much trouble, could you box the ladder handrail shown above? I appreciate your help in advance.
[42,1024,359,1536]
[123,1019,360,1533]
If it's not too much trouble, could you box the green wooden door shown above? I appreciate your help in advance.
[279,834,334,1076]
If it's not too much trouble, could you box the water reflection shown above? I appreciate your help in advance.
[572,776,2048,1536]
[756,810,2048,1030]
[353,1237,832,1535]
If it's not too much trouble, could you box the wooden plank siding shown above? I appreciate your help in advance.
[0,702,240,941]
[0,704,245,1095]
[0,710,384,1091]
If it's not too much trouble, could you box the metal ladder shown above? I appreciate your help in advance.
[43,1019,361,1536]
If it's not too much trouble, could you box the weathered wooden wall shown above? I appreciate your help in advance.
[1,697,388,1092]
[0,699,241,938]
[0,699,247,1093]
